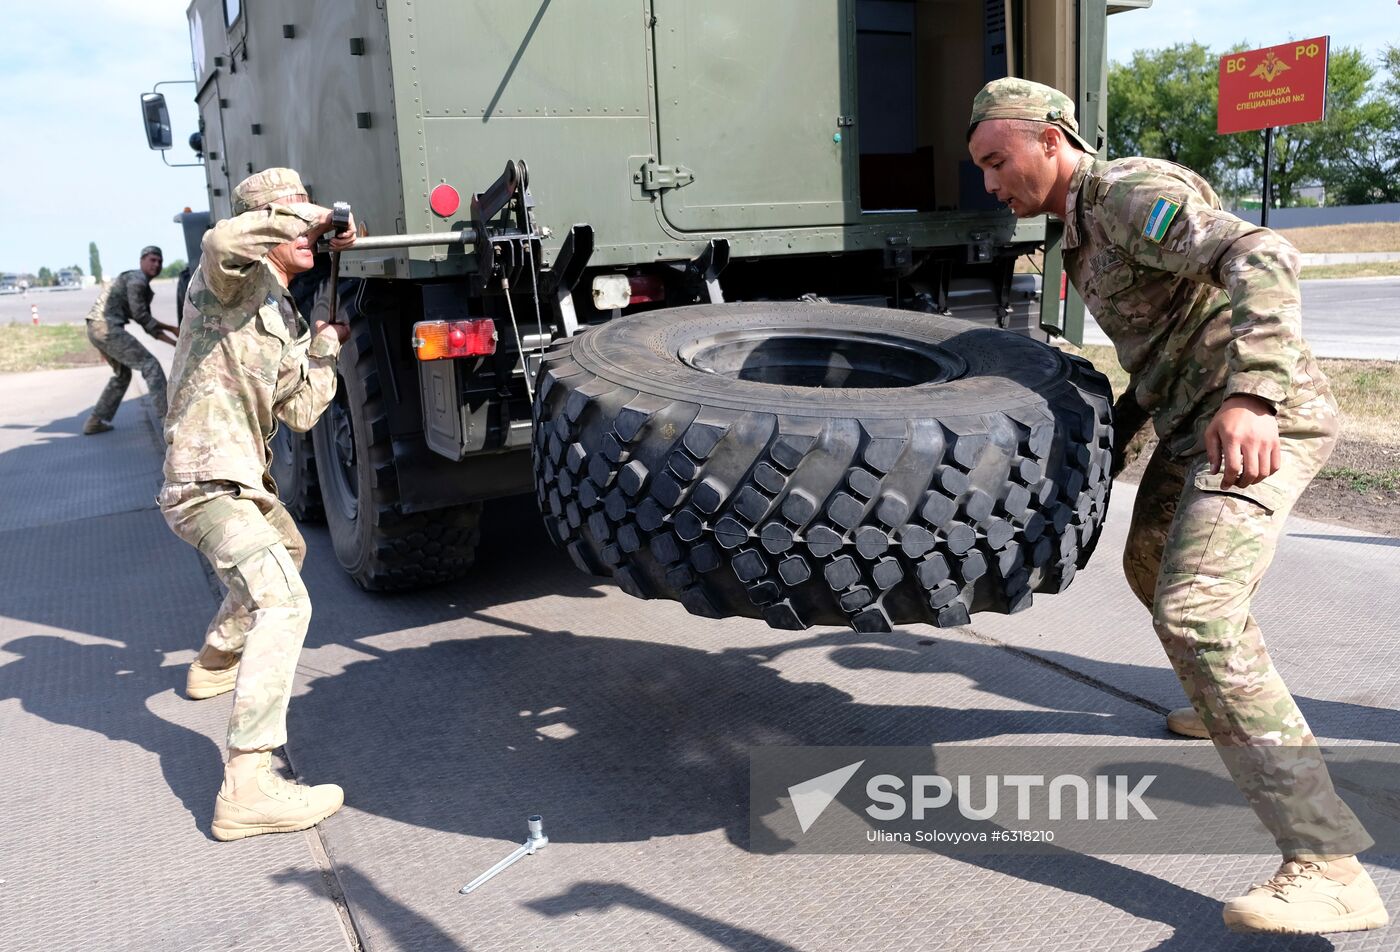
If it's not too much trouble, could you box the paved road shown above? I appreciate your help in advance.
[1,362,1398,950]
[1082,276,1400,360]
[0,279,180,328]
[1298,277,1400,360]
[9,275,1396,360]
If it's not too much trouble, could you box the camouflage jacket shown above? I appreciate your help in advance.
[1062,153,1327,456]
[163,203,340,490]
[88,269,159,335]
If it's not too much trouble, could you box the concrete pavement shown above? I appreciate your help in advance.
[0,365,1397,951]
[0,278,180,327]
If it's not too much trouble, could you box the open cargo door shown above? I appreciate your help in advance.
[650,0,857,232]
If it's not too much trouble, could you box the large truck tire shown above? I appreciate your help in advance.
[175,267,191,327]
[270,426,324,522]
[270,279,332,522]
[533,302,1114,633]
[313,309,482,591]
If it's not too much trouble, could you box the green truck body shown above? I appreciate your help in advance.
[150,0,1139,589]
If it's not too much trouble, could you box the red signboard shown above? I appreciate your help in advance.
[1218,36,1330,134]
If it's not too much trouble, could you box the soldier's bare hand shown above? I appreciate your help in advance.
[315,319,350,344]
[1206,396,1281,489]
[326,211,357,252]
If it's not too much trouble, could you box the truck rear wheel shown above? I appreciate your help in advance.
[270,280,331,522]
[534,302,1114,633]
[270,426,324,522]
[313,311,482,591]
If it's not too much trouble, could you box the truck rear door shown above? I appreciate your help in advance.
[649,0,857,232]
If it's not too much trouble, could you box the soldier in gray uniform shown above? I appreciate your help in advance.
[82,246,179,434]
[967,78,1388,935]
[160,168,356,841]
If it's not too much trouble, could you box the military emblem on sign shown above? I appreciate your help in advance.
[1251,51,1291,83]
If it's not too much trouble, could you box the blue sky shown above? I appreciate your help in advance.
[1107,0,1400,67]
[1,1,1398,276]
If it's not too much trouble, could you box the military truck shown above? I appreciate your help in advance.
[143,0,1146,631]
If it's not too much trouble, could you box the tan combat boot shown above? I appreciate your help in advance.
[82,416,113,435]
[1166,706,1211,739]
[1223,856,1389,934]
[186,649,240,700]
[211,751,344,842]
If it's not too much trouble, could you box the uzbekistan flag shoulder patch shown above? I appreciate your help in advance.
[1143,195,1182,244]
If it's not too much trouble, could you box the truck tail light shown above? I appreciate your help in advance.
[412,319,497,360]
[1059,272,1068,301]
[627,272,666,304]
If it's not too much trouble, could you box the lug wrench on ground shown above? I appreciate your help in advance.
[459,815,549,895]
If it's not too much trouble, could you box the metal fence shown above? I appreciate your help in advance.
[1230,202,1400,228]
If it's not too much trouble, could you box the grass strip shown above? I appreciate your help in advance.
[1300,261,1400,280]
[1277,222,1400,254]
[1071,345,1400,446]
[0,323,105,373]
[1315,467,1400,493]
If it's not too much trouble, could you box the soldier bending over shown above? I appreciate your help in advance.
[967,78,1387,935]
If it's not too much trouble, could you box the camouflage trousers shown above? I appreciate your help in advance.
[158,479,310,752]
[86,319,167,422]
[1124,389,1373,858]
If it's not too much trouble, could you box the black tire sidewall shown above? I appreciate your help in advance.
[313,328,377,581]
[270,425,323,522]
[568,302,1075,421]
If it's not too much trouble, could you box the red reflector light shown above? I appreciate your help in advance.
[627,272,666,304]
[412,319,497,360]
[1059,271,1068,301]
[430,183,461,218]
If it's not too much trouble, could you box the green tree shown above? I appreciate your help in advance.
[1110,43,1395,208]
[89,242,103,282]
[159,259,187,279]
[37,267,53,287]
[69,264,83,275]
[1108,43,1232,178]
[1261,46,1375,206]
[1323,45,1400,203]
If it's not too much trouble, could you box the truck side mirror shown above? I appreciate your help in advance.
[141,93,173,151]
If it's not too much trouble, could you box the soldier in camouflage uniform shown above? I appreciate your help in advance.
[82,246,179,435]
[159,168,356,841]
[968,78,1387,935]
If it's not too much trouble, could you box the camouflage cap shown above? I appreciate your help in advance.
[968,78,1097,154]
[140,245,163,259]
[232,167,307,214]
